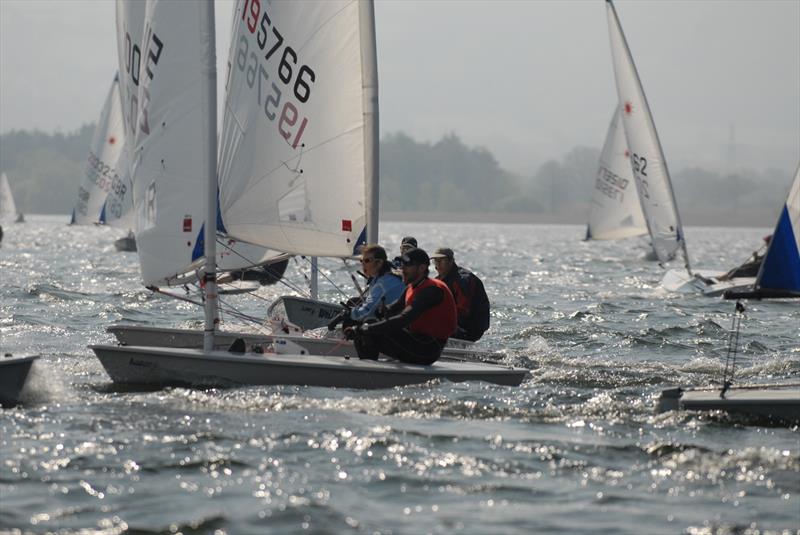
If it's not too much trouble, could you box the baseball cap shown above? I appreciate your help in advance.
[400,247,430,266]
[430,247,454,260]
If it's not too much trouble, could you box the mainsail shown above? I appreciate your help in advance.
[586,108,647,241]
[606,0,689,269]
[753,165,800,296]
[0,173,19,221]
[218,0,379,257]
[123,0,282,286]
[72,74,129,226]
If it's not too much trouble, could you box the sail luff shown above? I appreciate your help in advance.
[606,0,691,272]
[360,0,380,245]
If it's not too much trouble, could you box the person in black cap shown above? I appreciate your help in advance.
[349,247,457,364]
[392,236,418,269]
[430,247,490,342]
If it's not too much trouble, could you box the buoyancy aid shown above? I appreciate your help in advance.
[404,277,457,340]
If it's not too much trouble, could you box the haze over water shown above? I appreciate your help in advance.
[1,216,798,534]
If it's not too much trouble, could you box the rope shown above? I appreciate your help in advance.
[721,300,746,397]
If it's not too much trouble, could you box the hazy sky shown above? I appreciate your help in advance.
[1,0,798,175]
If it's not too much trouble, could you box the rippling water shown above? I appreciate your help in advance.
[1,215,798,534]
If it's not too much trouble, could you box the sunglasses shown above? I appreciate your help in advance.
[360,257,378,264]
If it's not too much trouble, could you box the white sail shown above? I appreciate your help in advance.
[0,172,19,221]
[587,108,647,240]
[606,1,689,268]
[218,0,374,257]
[127,0,280,286]
[72,75,128,226]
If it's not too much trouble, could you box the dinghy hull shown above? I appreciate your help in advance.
[0,355,39,407]
[106,324,505,362]
[657,385,800,424]
[660,268,755,297]
[90,345,526,389]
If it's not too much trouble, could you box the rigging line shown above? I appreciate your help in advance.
[721,300,746,397]
[213,237,307,296]
[296,255,351,299]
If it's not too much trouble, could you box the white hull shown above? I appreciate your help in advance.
[660,268,755,297]
[657,384,800,424]
[90,345,527,389]
[0,355,38,407]
[106,324,505,362]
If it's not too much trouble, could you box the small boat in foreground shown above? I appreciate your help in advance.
[0,355,39,407]
[90,345,527,389]
[657,384,800,424]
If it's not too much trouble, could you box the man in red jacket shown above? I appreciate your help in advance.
[350,248,457,365]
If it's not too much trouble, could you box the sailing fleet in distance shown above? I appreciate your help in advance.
[3,1,798,423]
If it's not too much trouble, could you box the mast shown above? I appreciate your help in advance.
[360,0,380,244]
[201,1,218,352]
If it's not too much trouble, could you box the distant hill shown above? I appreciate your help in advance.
[0,126,792,226]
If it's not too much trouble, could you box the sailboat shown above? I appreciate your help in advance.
[69,73,138,251]
[606,0,690,276]
[91,0,526,389]
[658,164,800,423]
[585,108,648,243]
[105,0,499,362]
[0,172,23,223]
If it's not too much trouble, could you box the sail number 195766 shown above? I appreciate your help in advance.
[238,0,315,150]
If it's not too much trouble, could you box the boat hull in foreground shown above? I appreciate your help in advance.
[657,384,800,424]
[106,324,505,362]
[0,355,39,407]
[90,345,527,389]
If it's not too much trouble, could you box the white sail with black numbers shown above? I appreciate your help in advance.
[72,74,130,226]
[125,0,282,286]
[218,0,375,257]
[586,108,647,241]
[606,0,688,267]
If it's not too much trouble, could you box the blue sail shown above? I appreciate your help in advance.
[755,165,800,295]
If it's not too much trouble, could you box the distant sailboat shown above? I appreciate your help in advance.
[605,0,690,271]
[585,108,648,242]
[0,172,23,223]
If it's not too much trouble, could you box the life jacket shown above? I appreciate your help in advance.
[441,266,490,340]
[404,277,457,341]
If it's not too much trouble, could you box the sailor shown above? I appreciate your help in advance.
[391,236,418,269]
[327,244,404,331]
[430,247,490,342]
[350,247,456,365]
[717,234,771,281]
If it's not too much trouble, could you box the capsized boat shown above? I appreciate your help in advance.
[91,0,525,390]
[0,355,39,407]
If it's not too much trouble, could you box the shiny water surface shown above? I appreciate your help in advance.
[1,215,798,534]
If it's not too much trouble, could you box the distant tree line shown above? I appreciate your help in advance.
[0,125,791,226]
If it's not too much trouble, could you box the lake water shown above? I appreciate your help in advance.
[1,215,798,534]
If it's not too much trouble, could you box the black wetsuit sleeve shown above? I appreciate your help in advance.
[365,284,443,335]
